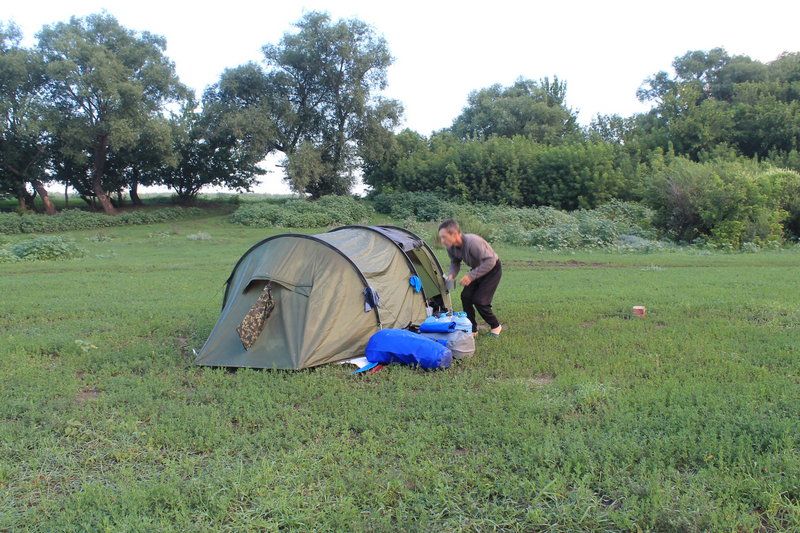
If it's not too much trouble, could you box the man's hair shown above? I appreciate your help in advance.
[438,219,461,234]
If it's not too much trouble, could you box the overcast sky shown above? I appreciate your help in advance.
[6,0,800,193]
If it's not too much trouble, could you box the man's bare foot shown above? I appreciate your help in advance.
[488,325,502,337]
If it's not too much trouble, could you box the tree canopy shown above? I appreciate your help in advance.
[0,22,54,212]
[37,13,185,214]
[451,77,579,143]
[636,48,800,162]
[205,11,402,197]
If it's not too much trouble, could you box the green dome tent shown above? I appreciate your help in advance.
[194,225,451,369]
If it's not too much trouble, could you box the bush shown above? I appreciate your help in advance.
[0,248,19,263]
[371,191,456,221]
[313,195,373,224]
[645,158,799,247]
[525,223,584,248]
[369,192,662,251]
[229,195,373,228]
[7,236,87,261]
[510,206,576,229]
[0,207,204,235]
[592,199,657,237]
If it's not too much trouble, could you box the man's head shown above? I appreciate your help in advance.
[438,219,462,247]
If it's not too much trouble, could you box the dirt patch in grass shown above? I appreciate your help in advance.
[76,389,100,407]
[490,375,554,387]
[506,259,612,268]
[174,336,192,359]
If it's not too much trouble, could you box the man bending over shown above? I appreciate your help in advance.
[438,219,503,337]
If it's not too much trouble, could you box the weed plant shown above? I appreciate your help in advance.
[1,235,87,261]
[0,214,798,530]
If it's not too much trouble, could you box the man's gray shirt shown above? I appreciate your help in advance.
[446,233,499,281]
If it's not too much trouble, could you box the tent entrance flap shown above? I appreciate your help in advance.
[237,281,274,350]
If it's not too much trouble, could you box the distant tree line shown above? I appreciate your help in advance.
[359,51,800,244]
[2,12,800,243]
[363,51,800,203]
[1,12,398,214]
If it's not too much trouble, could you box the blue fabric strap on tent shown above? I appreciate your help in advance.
[363,287,380,312]
[409,275,422,293]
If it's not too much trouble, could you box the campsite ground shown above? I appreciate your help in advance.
[1,211,799,531]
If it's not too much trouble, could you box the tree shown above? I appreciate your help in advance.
[37,13,184,214]
[266,11,399,197]
[361,127,425,192]
[105,116,175,205]
[451,77,579,143]
[634,48,800,161]
[211,11,400,197]
[0,22,56,214]
[159,96,266,202]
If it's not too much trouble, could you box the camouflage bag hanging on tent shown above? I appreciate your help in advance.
[237,282,275,350]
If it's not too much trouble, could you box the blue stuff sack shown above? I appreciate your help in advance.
[365,329,452,369]
[419,315,456,333]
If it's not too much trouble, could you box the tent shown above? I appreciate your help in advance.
[194,225,451,369]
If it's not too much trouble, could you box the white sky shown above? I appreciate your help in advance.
[6,0,800,194]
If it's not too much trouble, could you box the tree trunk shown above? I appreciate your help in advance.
[92,137,117,215]
[31,179,58,215]
[130,179,143,205]
[17,191,35,212]
[65,183,69,208]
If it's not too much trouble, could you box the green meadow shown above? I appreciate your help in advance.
[1,212,799,531]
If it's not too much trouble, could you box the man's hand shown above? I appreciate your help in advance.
[459,275,472,287]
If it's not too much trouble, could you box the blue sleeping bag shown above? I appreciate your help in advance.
[365,329,452,369]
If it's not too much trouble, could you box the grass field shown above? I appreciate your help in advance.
[1,212,799,531]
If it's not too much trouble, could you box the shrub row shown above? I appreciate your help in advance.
[371,192,661,250]
[372,156,800,248]
[229,195,373,228]
[364,135,637,210]
[0,236,87,262]
[483,204,660,251]
[0,207,204,235]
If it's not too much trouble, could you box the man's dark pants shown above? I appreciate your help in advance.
[461,261,502,333]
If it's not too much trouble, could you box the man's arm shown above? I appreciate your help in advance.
[447,248,461,279]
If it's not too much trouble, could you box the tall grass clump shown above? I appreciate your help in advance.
[229,195,373,228]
